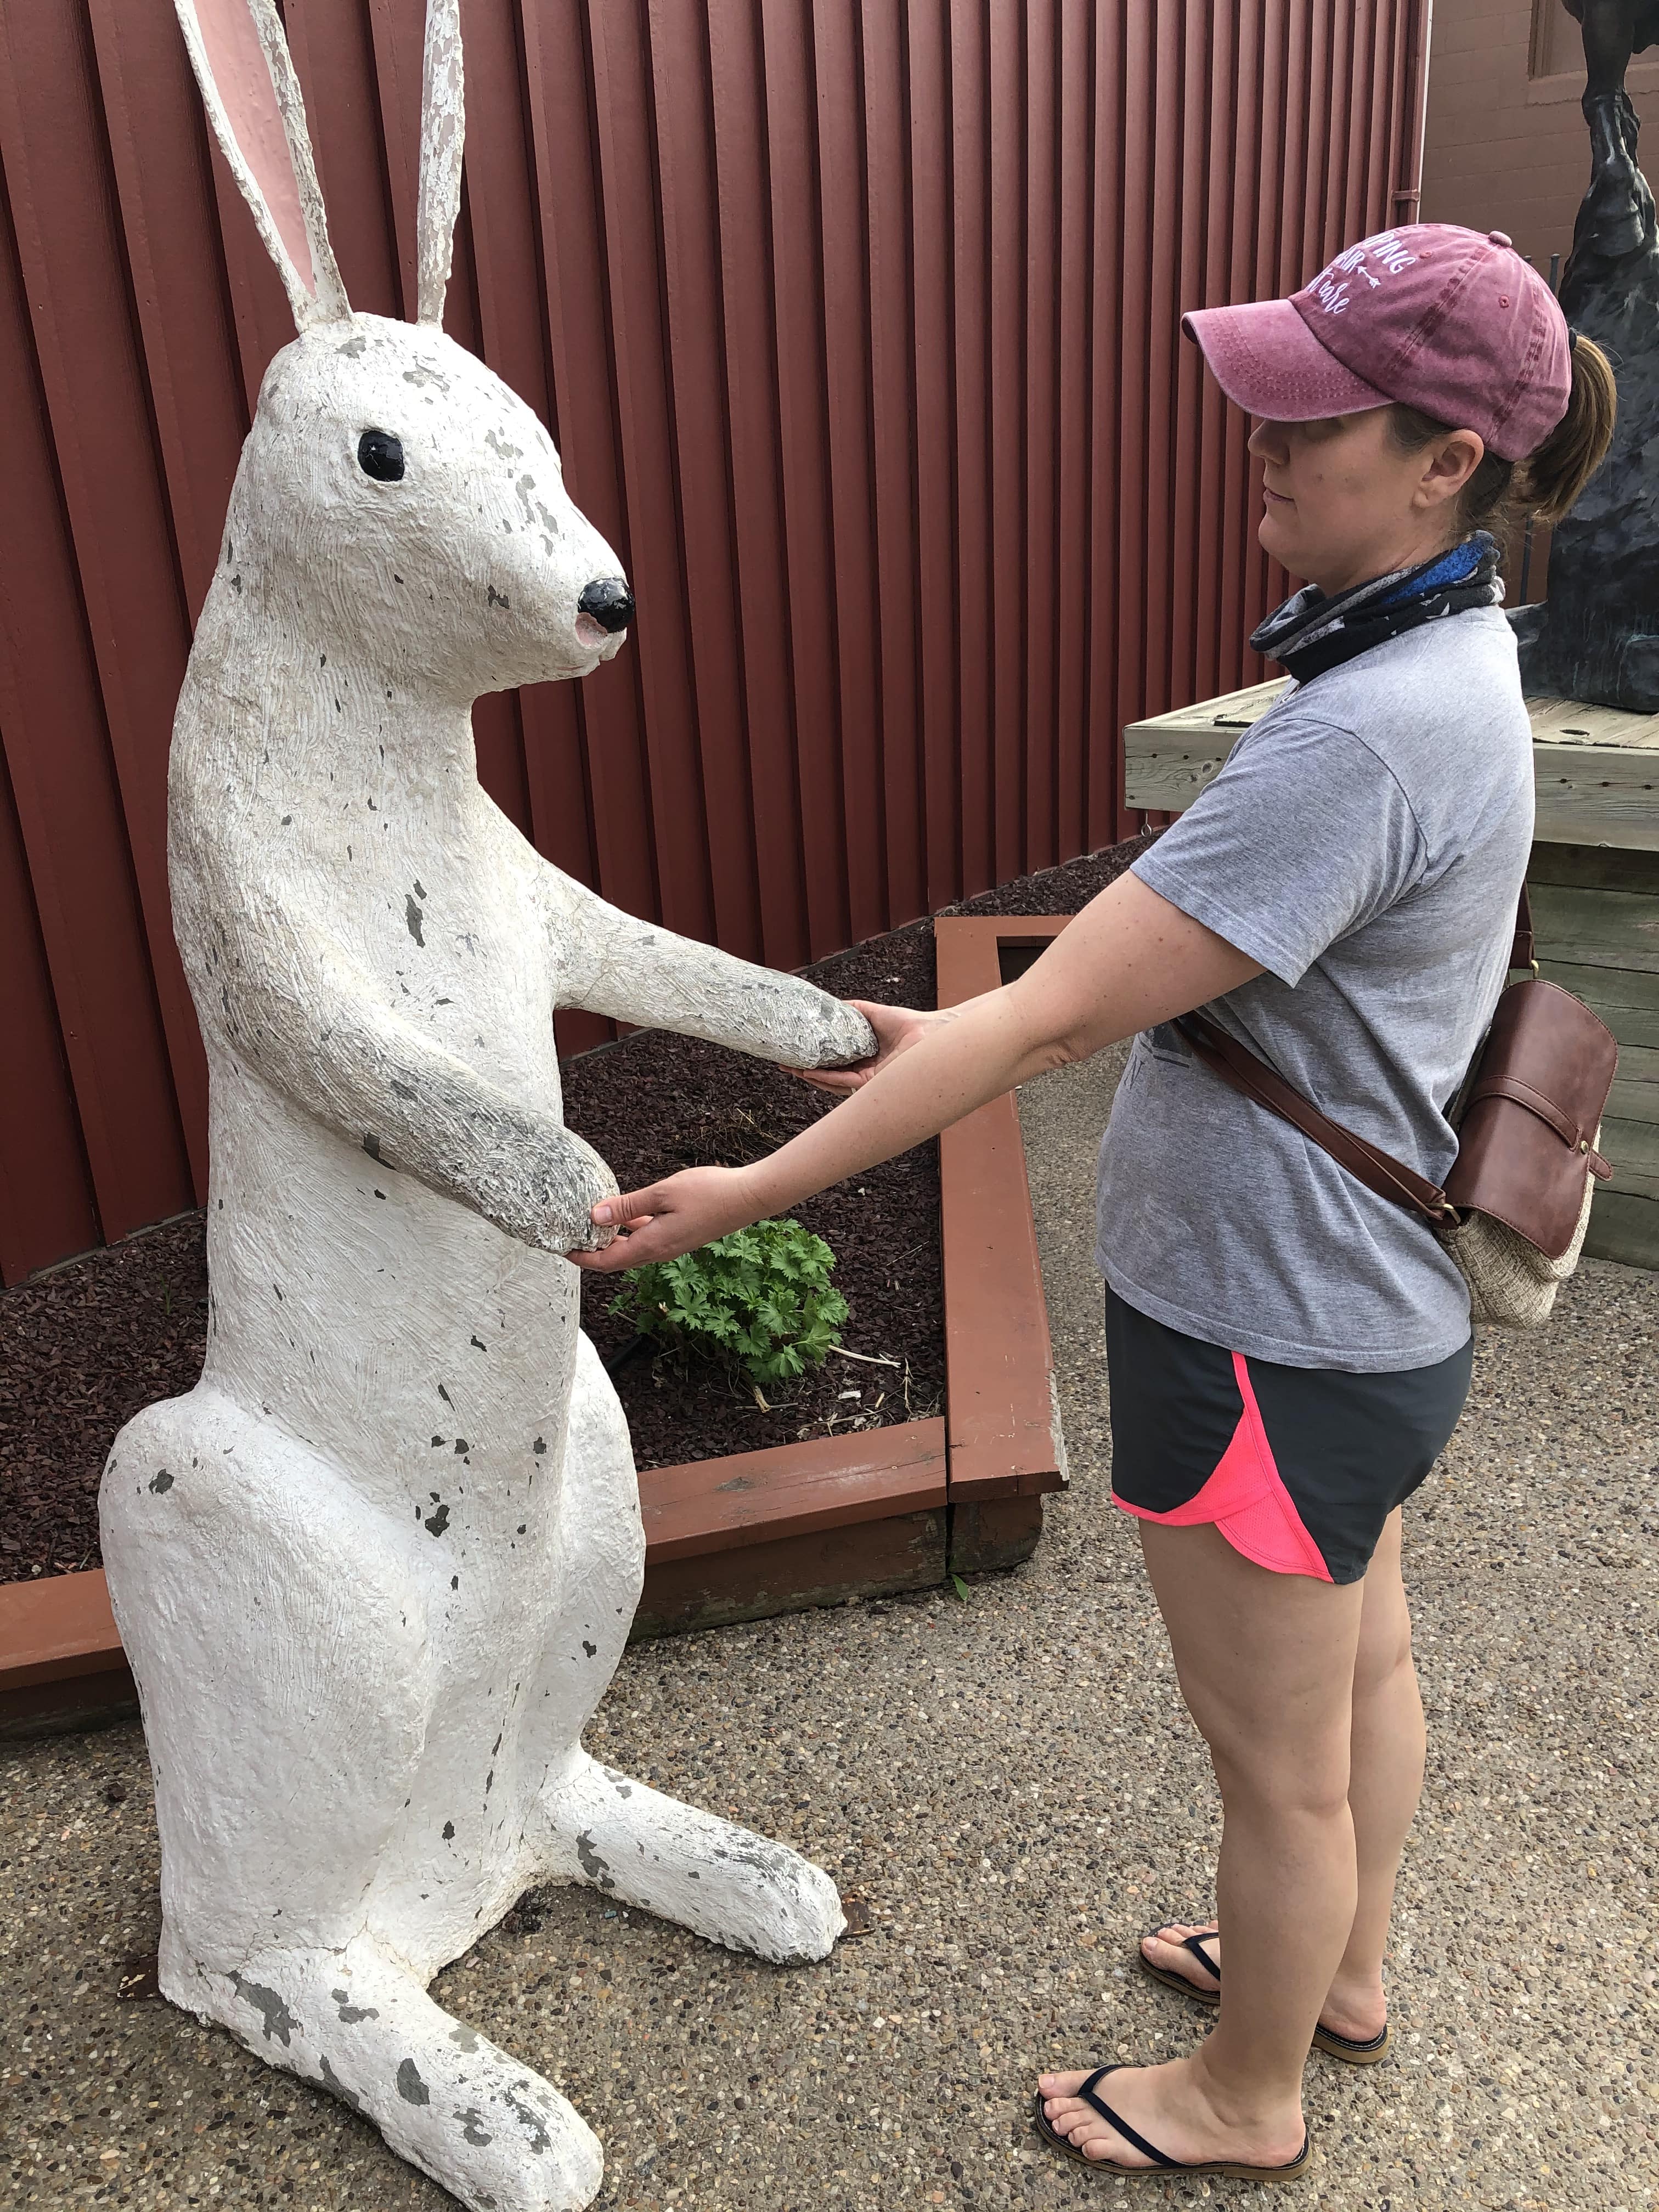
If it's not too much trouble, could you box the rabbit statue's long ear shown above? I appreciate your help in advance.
[415,0,465,326]
[175,0,351,329]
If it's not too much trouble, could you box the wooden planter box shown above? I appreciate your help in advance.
[1,917,1068,1735]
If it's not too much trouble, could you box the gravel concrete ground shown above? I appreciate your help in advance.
[3,1048,1655,2211]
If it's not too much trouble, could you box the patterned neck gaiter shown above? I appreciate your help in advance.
[1250,531,1504,685]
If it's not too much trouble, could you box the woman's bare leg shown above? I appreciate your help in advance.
[1328,1506,1420,2030]
[1040,1520,1363,2167]
[1142,1505,1416,2044]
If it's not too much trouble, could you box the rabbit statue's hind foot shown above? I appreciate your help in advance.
[533,1748,847,1965]
[160,1929,603,2212]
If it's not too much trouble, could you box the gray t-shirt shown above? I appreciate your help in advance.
[1094,606,1533,1372]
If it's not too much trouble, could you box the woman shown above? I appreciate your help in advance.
[573,225,1616,2183]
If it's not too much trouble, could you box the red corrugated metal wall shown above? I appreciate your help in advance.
[0,0,1429,1284]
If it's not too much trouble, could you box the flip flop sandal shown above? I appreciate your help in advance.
[1031,2064,1311,2183]
[1137,1926,1392,2066]
[1311,2020,1391,2064]
[1137,1925,1221,2006]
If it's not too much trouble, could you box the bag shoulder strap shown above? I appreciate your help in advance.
[1511,883,1535,973]
[1169,886,1534,1226]
[1172,1012,1455,1226]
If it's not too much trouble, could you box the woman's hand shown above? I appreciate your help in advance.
[565,1163,758,1273]
[566,1003,945,1271]
[789,999,948,1095]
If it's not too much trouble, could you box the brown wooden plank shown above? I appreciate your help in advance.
[633,1508,946,1641]
[949,1492,1046,1578]
[639,1417,946,1565]
[0,1568,123,1690]
[936,918,1066,1500]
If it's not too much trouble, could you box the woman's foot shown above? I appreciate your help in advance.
[1141,1922,1387,2045]
[1036,2055,1305,2171]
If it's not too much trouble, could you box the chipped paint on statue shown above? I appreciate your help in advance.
[99,6,872,2208]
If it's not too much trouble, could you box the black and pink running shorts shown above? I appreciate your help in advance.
[1104,1287,1472,1585]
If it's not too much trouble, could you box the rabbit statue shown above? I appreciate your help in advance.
[98,4,876,2207]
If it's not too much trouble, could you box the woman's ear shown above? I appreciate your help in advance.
[1416,428,1486,511]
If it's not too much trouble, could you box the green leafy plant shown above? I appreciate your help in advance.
[610,1218,850,1387]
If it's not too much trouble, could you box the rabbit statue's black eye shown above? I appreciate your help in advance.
[357,430,404,482]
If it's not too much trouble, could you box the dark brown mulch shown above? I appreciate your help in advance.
[1,1212,211,1583]
[1,836,1154,1583]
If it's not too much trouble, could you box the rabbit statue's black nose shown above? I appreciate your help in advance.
[577,577,635,634]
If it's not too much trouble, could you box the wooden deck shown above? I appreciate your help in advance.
[1125,683,1659,851]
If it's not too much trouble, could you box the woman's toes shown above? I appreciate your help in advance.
[1142,1923,1220,1983]
[1039,2070,1089,2098]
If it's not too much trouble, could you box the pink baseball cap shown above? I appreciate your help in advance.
[1182,223,1571,460]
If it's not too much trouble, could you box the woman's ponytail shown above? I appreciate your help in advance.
[1387,330,1617,539]
[1514,332,1617,525]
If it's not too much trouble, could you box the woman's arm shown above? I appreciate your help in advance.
[569,870,1261,1270]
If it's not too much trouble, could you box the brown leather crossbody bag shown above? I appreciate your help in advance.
[1175,890,1618,1328]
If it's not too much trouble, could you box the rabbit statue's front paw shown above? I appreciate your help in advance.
[529,1127,620,1255]
[809,998,878,1068]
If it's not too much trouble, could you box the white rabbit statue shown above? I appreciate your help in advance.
[98,4,875,2207]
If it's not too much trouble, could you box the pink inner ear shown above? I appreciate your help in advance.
[194,0,316,296]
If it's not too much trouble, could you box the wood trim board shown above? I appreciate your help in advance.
[935,917,1068,1504]
[2,919,1068,1727]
